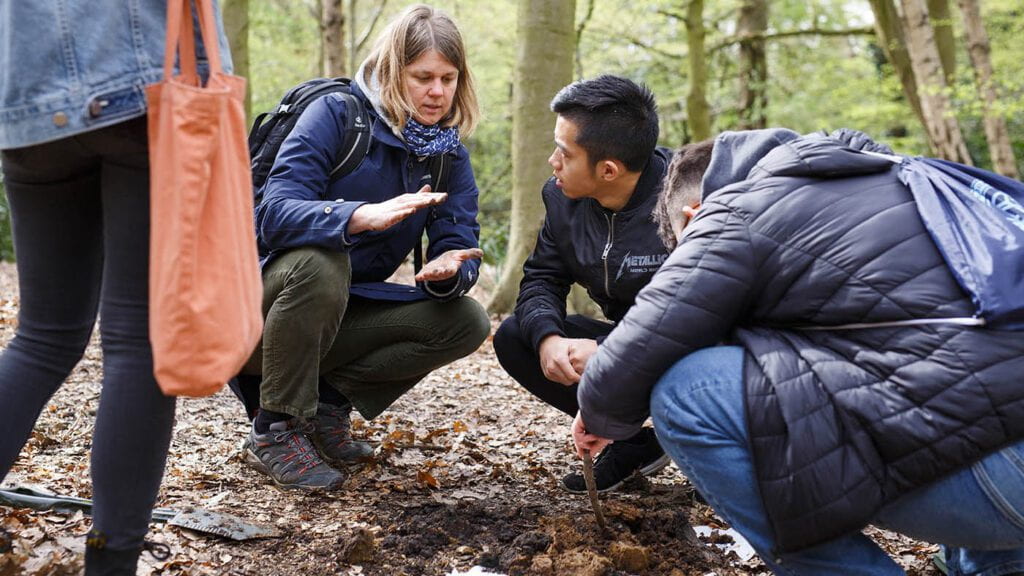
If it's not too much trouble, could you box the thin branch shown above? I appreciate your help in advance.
[575,0,595,78]
[355,0,389,53]
[709,26,876,52]
[305,0,320,22]
[620,34,687,60]
[656,7,686,21]
[576,0,595,41]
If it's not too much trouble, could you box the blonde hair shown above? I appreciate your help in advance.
[361,4,479,137]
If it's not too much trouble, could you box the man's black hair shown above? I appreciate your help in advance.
[550,75,659,172]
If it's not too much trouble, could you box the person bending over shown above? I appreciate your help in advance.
[575,128,1024,575]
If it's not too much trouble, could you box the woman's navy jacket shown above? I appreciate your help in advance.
[255,82,480,300]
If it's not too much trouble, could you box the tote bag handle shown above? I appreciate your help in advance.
[162,0,224,84]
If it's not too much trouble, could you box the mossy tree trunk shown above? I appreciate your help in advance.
[487,0,576,314]
[927,0,957,85]
[957,0,1018,177]
[320,0,347,77]
[736,0,768,129]
[686,0,712,142]
[900,0,972,163]
[222,0,250,119]
[867,0,926,128]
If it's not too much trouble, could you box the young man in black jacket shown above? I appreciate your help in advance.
[493,75,676,493]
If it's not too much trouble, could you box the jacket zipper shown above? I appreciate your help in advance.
[602,212,616,298]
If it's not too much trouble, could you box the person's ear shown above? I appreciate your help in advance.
[676,202,701,239]
[597,159,622,182]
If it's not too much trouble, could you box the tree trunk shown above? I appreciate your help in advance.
[349,0,359,73]
[956,0,1018,177]
[686,0,712,141]
[222,0,250,120]
[736,0,768,130]
[321,0,346,77]
[928,0,956,85]
[487,0,576,314]
[867,0,926,128]
[900,0,972,163]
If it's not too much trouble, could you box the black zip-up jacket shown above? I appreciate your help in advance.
[514,147,672,351]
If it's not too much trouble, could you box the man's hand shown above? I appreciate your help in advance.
[572,412,612,458]
[539,335,598,385]
[414,248,484,282]
[539,335,580,385]
[567,338,598,375]
[347,185,447,235]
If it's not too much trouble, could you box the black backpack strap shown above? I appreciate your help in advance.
[413,153,455,273]
[245,78,333,153]
[428,153,453,193]
[328,92,371,182]
[247,111,273,149]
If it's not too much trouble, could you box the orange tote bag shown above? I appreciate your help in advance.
[146,0,263,396]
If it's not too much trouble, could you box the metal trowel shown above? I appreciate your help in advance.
[166,505,281,540]
[0,485,280,541]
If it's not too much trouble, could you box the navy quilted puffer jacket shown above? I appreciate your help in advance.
[578,128,1024,552]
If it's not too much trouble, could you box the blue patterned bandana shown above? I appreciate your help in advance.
[402,117,461,157]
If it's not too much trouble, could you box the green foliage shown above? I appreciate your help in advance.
[250,1,321,119]
[0,172,13,262]
[0,1,1016,263]
[241,0,1024,268]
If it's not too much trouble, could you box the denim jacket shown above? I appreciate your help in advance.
[0,0,233,150]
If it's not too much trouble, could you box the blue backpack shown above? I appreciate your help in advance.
[898,157,1024,329]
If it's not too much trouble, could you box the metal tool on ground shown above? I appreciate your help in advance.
[0,485,280,541]
[582,451,610,533]
[166,506,281,540]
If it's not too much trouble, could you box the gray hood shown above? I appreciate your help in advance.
[701,128,800,201]
[701,128,898,201]
[354,61,403,137]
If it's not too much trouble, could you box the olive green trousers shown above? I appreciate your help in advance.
[243,247,490,419]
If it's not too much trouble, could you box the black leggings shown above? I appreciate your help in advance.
[0,118,175,551]
[493,313,613,417]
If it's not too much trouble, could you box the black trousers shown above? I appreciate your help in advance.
[493,313,614,417]
[0,118,175,550]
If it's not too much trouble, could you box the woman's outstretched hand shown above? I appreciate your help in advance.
[415,248,484,282]
[347,185,447,235]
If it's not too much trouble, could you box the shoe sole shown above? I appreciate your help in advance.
[561,453,673,494]
[243,448,345,492]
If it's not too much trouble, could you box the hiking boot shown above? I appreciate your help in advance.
[244,420,347,491]
[85,544,141,576]
[84,530,169,576]
[310,402,374,464]
[562,428,670,493]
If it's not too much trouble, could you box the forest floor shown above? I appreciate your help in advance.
[0,261,944,576]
